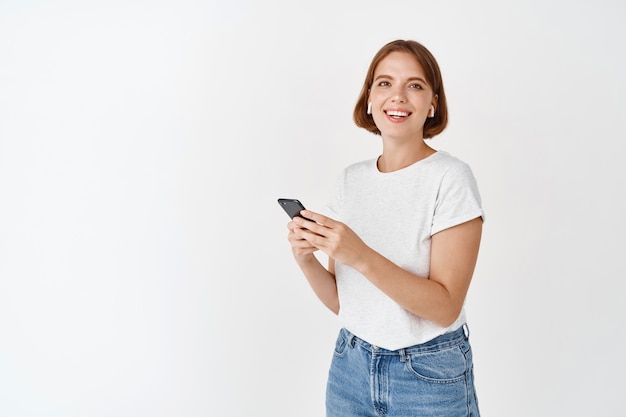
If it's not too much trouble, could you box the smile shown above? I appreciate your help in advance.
[385,110,411,119]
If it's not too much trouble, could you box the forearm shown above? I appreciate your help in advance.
[291,209,481,326]
[295,255,339,315]
[346,218,481,327]
[354,248,463,327]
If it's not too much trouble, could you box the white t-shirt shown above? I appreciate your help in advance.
[324,151,484,350]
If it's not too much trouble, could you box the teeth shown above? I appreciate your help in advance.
[387,110,409,117]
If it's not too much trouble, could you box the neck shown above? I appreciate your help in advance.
[377,137,435,173]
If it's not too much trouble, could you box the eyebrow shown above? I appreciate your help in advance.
[374,74,428,84]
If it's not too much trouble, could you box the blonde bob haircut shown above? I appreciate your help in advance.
[353,39,448,139]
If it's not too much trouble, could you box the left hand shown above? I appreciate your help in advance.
[292,210,370,268]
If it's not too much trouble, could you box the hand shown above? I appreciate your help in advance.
[287,219,319,262]
[291,210,369,268]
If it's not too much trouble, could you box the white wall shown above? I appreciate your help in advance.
[1,1,624,416]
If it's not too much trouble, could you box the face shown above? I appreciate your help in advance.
[368,51,437,139]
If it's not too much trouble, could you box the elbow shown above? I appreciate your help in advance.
[324,299,340,316]
[432,305,464,328]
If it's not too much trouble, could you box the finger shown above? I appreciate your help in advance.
[289,237,318,253]
[288,230,308,243]
[295,228,327,250]
[300,210,334,227]
[293,216,328,236]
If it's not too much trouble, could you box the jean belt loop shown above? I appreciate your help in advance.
[348,333,356,347]
[399,348,408,362]
[462,323,470,339]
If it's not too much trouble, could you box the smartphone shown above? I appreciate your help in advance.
[277,198,313,221]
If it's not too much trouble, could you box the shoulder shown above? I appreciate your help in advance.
[344,158,377,172]
[426,151,477,180]
[429,150,471,169]
[339,158,378,180]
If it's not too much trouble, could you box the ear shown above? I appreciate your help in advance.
[431,94,438,110]
[429,94,438,118]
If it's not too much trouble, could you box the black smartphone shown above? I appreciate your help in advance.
[277,198,313,221]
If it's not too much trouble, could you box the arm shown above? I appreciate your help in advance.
[287,220,339,314]
[293,211,482,327]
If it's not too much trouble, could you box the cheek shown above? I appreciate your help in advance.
[368,90,385,104]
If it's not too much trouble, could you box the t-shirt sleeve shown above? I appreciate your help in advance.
[321,170,345,220]
[431,162,484,235]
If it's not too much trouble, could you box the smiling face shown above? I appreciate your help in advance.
[368,51,438,140]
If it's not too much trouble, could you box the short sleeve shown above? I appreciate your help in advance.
[321,170,345,221]
[431,162,484,235]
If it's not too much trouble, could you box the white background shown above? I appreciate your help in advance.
[1,0,625,416]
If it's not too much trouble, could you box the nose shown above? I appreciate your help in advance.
[390,89,406,103]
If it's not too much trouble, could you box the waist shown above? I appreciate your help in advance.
[341,324,469,355]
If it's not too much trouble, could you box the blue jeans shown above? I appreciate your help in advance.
[326,325,480,417]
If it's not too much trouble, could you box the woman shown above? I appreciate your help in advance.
[287,39,483,417]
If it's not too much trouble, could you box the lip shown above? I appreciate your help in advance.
[384,107,412,122]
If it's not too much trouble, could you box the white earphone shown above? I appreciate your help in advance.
[429,105,435,118]
[367,102,372,115]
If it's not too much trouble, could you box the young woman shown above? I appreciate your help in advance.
[287,39,484,417]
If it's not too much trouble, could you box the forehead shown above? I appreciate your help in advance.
[374,51,425,78]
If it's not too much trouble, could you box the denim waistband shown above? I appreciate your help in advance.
[341,324,469,355]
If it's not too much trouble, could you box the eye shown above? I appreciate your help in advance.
[377,81,390,87]
[409,83,423,89]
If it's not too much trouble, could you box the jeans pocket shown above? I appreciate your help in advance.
[405,346,467,384]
